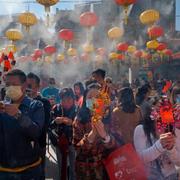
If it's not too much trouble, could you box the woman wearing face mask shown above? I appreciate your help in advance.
[73,80,118,180]
[134,105,180,180]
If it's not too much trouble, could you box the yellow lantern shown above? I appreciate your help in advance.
[109,52,118,60]
[5,29,23,42]
[67,48,77,56]
[139,9,160,26]
[146,40,159,49]
[108,27,124,40]
[6,44,17,53]
[83,43,94,53]
[57,54,65,62]
[95,55,103,61]
[18,11,37,32]
[127,45,136,53]
[36,0,59,13]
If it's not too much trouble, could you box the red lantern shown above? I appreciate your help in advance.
[156,43,167,51]
[31,54,38,61]
[115,0,136,6]
[4,60,11,71]
[116,42,128,52]
[44,45,56,55]
[80,53,89,61]
[8,51,14,60]
[80,12,98,27]
[117,54,125,60]
[34,49,43,57]
[97,48,106,56]
[134,50,142,58]
[148,26,164,39]
[144,53,152,60]
[163,49,173,56]
[58,29,74,41]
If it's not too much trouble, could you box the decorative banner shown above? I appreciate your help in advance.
[103,144,147,180]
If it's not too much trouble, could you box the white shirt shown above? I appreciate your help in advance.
[134,125,180,177]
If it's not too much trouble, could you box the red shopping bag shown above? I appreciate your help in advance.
[103,144,147,180]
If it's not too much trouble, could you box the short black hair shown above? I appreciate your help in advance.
[59,88,75,100]
[92,69,106,79]
[6,69,26,84]
[27,72,40,86]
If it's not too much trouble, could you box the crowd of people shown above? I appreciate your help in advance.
[0,68,180,180]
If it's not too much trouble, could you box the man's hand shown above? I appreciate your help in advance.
[4,104,19,117]
[55,117,73,125]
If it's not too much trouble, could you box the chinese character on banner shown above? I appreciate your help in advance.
[103,144,147,180]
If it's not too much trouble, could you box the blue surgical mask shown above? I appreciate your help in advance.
[176,95,180,103]
[86,99,94,110]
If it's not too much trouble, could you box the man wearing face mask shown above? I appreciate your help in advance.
[27,72,51,180]
[41,77,60,105]
[0,69,45,179]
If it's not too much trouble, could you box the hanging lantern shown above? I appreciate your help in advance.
[116,42,128,52]
[36,0,59,13]
[95,55,103,61]
[109,52,118,60]
[34,49,43,58]
[163,49,173,56]
[156,42,167,51]
[6,44,17,53]
[18,11,37,32]
[134,50,142,58]
[44,45,56,55]
[147,25,164,39]
[114,0,136,24]
[97,48,106,56]
[81,53,89,61]
[108,27,124,40]
[80,12,98,27]
[67,48,77,56]
[139,9,160,26]
[58,29,74,41]
[127,45,136,53]
[57,54,65,62]
[146,40,159,50]
[31,54,38,61]
[4,60,11,72]
[5,29,23,43]
[8,51,14,60]
[83,43,94,53]
[117,53,125,60]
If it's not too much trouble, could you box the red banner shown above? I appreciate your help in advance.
[103,144,147,180]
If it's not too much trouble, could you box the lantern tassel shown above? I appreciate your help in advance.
[124,6,129,25]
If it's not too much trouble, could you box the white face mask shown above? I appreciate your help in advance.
[6,86,23,101]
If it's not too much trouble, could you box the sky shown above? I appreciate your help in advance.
[0,0,179,31]
[176,0,180,31]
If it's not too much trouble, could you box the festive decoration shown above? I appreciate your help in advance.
[97,48,106,56]
[147,25,164,39]
[5,29,23,43]
[67,48,77,56]
[81,53,89,61]
[146,40,159,50]
[6,44,17,53]
[127,45,136,53]
[34,49,43,58]
[83,43,94,53]
[57,54,65,62]
[139,9,160,26]
[151,96,176,134]
[44,45,56,55]
[109,52,118,60]
[58,29,74,41]
[163,49,173,56]
[108,27,124,40]
[114,0,136,24]
[18,11,37,32]
[36,0,59,13]
[91,85,111,122]
[156,43,167,51]
[80,12,98,27]
[134,50,142,58]
[116,42,128,52]
[117,54,125,60]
